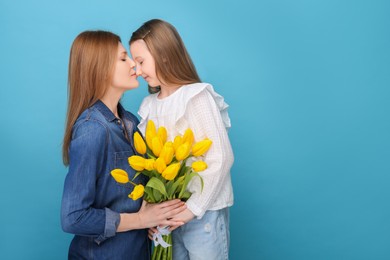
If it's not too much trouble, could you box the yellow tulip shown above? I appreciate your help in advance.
[192,139,213,157]
[151,136,163,157]
[173,135,183,152]
[133,132,146,155]
[146,120,157,136]
[146,120,157,148]
[182,129,194,146]
[145,131,154,150]
[128,184,145,200]
[162,163,181,180]
[175,142,191,161]
[110,169,129,183]
[159,142,174,165]
[144,159,155,171]
[128,155,145,171]
[157,126,168,144]
[192,161,208,172]
[154,157,167,173]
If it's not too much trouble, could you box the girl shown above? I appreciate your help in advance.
[61,30,186,260]
[130,19,234,260]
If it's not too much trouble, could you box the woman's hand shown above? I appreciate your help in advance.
[117,199,186,232]
[137,199,186,229]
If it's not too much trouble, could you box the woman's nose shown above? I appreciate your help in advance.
[136,66,142,76]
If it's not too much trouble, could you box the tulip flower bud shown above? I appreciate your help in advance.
[110,169,129,183]
[159,142,174,165]
[182,129,194,146]
[162,163,181,181]
[146,120,157,148]
[154,157,167,173]
[128,184,145,200]
[152,136,163,157]
[175,142,191,161]
[128,155,146,171]
[192,161,208,172]
[133,132,146,155]
[157,126,168,144]
[192,139,213,157]
[144,158,155,171]
[173,136,183,152]
[146,120,157,136]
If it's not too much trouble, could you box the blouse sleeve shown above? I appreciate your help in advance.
[184,89,234,219]
[61,120,120,244]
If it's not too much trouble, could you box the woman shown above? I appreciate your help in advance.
[61,30,186,260]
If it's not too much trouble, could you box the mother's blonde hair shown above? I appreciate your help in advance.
[129,19,200,93]
[63,30,121,165]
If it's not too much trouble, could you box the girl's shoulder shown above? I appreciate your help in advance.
[180,82,214,98]
[182,83,231,129]
[182,82,230,114]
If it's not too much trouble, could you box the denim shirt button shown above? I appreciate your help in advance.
[116,119,121,124]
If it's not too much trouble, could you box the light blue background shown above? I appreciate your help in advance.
[1,0,389,259]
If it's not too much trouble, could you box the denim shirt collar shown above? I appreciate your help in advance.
[93,100,126,122]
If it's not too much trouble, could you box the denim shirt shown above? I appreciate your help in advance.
[61,100,150,260]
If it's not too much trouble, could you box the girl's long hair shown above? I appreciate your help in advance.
[63,31,120,165]
[130,19,201,93]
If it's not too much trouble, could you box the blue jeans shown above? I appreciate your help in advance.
[172,208,230,260]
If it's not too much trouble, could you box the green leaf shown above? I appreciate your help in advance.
[177,160,190,177]
[167,176,184,199]
[144,186,155,202]
[181,190,192,200]
[178,170,204,198]
[153,188,162,202]
[146,177,168,199]
[191,171,204,192]
[166,180,173,194]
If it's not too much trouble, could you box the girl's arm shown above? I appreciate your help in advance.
[182,89,234,219]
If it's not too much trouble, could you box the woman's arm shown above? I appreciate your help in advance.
[117,199,186,232]
[61,120,113,239]
[61,120,186,239]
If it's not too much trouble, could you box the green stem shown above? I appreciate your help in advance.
[128,180,137,186]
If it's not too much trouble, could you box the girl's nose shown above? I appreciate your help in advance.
[129,58,136,68]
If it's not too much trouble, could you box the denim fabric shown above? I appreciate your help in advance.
[61,100,150,260]
[172,208,230,260]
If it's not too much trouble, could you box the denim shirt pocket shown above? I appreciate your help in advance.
[114,151,137,188]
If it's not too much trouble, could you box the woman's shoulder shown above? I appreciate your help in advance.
[72,109,109,140]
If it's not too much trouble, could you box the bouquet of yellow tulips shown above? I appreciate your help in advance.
[110,120,212,260]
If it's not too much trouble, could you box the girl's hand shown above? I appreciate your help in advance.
[138,199,186,229]
[148,227,158,240]
[168,208,195,231]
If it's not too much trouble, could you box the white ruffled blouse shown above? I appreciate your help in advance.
[138,83,234,218]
